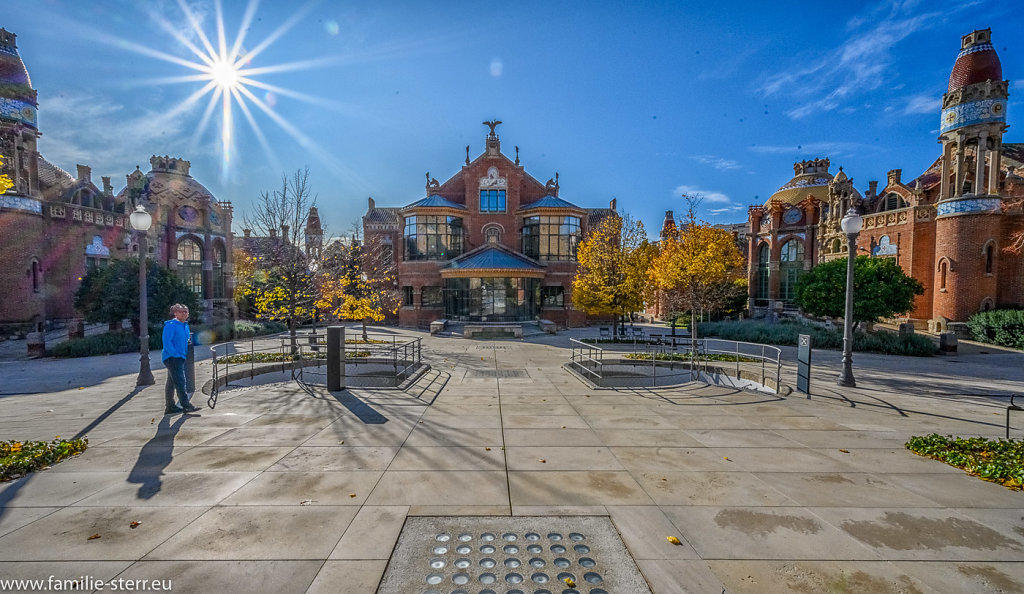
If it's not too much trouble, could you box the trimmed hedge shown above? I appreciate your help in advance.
[52,320,288,358]
[966,309,1024,350]
[696,320,937,357]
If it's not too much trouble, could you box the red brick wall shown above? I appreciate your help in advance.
[934,213,1001,320]
[0,209,46,326]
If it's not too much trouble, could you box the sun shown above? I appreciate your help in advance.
[207,58,241,91]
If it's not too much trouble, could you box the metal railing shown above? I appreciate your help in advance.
[570,335,783,392]
[208,334,295,405]
[569,338,604,380]
[293,330,423,389]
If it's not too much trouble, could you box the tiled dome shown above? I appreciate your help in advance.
[0,29,33,94]
[948,30,1002,93]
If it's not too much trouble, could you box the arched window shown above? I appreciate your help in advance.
[985,243,994,275]
[779,238,804,302]
[883,193,906,211]
[485,226,501,244]
[939,260,948,291]
[30,259,41,293]
[212,243,227,299]
[177,238,204,296]
[757,244,770,300]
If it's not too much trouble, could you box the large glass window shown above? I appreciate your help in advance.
[757,244,769,300]
[522,215,582,261]
[779,239,804,303]
[404,215,464,261]
[541,286,564,307]
[480,190,506,212]
[443,277,541,322]
[177,238,204,296]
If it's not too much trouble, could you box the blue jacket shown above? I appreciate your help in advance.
[162,319,190,361]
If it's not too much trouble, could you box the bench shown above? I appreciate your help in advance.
[464,324,522,339]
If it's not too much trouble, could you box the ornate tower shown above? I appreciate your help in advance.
[0,28,40,196]
[934,28,1008,321]
[305,206,323,261]
[818,168,859,262]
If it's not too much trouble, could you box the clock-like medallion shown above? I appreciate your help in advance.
[783,206,803,225]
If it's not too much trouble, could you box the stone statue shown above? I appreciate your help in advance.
[483,120,502,136]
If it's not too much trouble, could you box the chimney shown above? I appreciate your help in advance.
[868,180,878,198]
[243,228,251,238]
[281,224,290,239]
[368,196,375,209]
[76,164,91,182]
[269,228,277,238]
[610,198,617,211]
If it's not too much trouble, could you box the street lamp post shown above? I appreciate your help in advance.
[130,205,155,386]
[837,207,863,387]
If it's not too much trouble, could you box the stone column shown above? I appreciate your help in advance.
[989,138,1002,195]
[975,132,987,194]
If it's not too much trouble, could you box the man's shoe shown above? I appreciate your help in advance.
[164,407,183,414]
[181,405,201,413]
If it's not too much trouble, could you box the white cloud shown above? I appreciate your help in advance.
[672,184,731,204]
[490,58,503,77]
[38,92,198,184]
[758,0,970,119]
[903,93,941,115]
[691,155,742,171]
[747,141,869,157]
[708,205,745,215]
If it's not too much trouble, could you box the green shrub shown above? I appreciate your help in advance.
[51,330,155,358]
[1,437,89,481]
[906,434,1023,490]
[967,309,1024,350]
[233,320,288,339]
[697,320,936,356]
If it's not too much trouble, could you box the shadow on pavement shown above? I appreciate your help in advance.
[127,414,189,499]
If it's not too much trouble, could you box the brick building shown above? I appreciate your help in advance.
[0,28,234,335]
[745,29,1024,331]
[362,122,616,329]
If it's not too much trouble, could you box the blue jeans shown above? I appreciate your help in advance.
[164,357,192,410]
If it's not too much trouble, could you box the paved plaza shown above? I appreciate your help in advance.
[1,327,1023,593]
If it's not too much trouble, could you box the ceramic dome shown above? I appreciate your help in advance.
[948,29,1002,93]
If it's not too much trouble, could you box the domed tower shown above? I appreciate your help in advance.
[0,28,40,196]
[934,28,1009,321]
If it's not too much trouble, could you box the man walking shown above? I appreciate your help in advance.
[163,304,200,414]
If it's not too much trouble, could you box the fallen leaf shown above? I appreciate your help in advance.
[338,441,344,444]
[839,449,850,454]
[667,536,682,545]
[130,521,141,529]
[349,493,357,498]
[723,456,731,461]
[150,418,155,424]
[300,499,315,506]
[485,447,491,451]
[561,426,567,429]
[564,577,576,588]
[88,534,101,540]
[539,459,546,463]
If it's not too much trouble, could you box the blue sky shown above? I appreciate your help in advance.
[6,0,1022,237]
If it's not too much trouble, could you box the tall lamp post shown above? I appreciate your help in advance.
[837,207,863,387]
[130,205,155,386]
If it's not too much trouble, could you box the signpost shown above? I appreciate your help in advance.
[797,334,812,395]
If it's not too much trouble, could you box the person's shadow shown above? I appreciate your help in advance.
[127,413,188,499]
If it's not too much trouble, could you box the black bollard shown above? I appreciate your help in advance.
[186,332,196,394]
[327,326,346,391]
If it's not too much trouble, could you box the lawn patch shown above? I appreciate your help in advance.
[905,434,1023,490]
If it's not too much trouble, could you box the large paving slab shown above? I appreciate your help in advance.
[0,327,1022,592]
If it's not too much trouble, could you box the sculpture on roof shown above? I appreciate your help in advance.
[483,120,501,136]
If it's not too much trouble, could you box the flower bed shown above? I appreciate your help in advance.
[905,434,1023,490]
[1,437,89,481]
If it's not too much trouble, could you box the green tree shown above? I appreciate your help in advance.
[794,255,924,327]
[572,213,653,335]
[74,258,199,330]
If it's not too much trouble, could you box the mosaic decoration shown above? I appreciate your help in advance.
[178,205,199,224]
[0,97,37,127]
[957,42,995,59]
[85,236,110,257]
[0,195,42,214]
[873,235,898,256]
[940,98,1007,133]
[936,197,1001,217]
[209,209,220,226]
[783,206,803,224]
[776,176,830,192]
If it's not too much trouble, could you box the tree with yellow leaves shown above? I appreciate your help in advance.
[572,213,654,335]
[316,234,400,341]
[0,155,14,194]
[649,195,745,350]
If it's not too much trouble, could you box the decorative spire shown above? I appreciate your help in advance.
[515,146,519,166]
